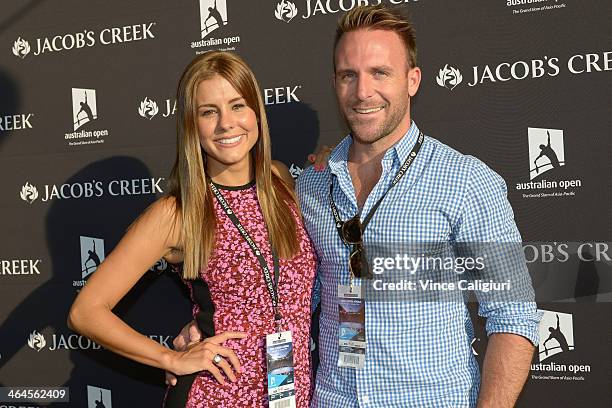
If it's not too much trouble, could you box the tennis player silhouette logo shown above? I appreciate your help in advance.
[80,236,105,279]
[95,390,106,408]
[87,385,112,408]
[528,128,565,180]
[200,0,228,38]
[537,310,575,362]
[71,88,98,131]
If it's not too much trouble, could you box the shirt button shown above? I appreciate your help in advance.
[361,395,370,404]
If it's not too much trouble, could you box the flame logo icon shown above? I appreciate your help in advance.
[20,182,39,204]
[27,330,46,352]
[138,97,159,120]
[149,258,168,273]
[12,37,31,59]
[289,163,303,179]
[436,64,463,90]
[275,0,298,23]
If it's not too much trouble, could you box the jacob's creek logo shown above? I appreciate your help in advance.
[0,112,34,131]
[150,258,168,273]
[289,164,303,179]
[138,85,301,119]
[19,178,165,204]
[66,88,109,146]
[1,259,41,276]
[264,85,301,105]
[522,242,612,263]
[436,64,462,90]
[275,1,299,22]
[87,386,112,408]
[28,330,46,352]
[27,330,172,352]
[11,22,156,59]
[138,97,176,119]
[12,36,31,58]
[20,182,38,204]
[138,97,160,119]
[191,0,241,53]
[516,128,582,199]
[436,51,611,90]
[276,0,419,21]
[531,309,590,382]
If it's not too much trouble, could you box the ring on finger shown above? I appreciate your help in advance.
[213,354,223,365]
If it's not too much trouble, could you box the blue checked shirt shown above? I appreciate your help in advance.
[296,122,541,408]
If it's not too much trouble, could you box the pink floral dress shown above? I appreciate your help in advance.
[165,180,316,408]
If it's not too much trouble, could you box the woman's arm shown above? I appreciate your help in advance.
[68,197,183,370]
[67,197,245,382]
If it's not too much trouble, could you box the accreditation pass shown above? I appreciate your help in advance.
[266,331,296,408]
[338,284,366,369]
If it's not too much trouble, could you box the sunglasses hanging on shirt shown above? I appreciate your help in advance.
[329,130,424,279]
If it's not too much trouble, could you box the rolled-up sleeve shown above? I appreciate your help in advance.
[454,159,542,346]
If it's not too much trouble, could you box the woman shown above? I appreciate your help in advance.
[68,51,317,407]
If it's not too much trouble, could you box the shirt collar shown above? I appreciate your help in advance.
[328,121,420,176]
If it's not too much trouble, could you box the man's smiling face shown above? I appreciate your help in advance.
[334,29,419,145]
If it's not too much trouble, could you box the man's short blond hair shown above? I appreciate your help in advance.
[334,4,417,69]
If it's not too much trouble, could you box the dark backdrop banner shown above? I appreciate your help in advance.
[1,1,610,407]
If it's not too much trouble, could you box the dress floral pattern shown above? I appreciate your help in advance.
[182,182,316,408]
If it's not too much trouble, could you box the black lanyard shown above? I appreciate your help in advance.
[210,182,282,329]
[329,131,424,240]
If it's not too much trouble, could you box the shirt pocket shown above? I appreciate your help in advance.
[368,207,452,244]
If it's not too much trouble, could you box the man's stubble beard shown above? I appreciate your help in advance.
[345,95,410,146]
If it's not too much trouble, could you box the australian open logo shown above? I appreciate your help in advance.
[201,0,227,38]
[528,128,564,180]
[74,236,106,288]
[87,385,112,408]
[72,88,98,131]
[516,127,582,197]
[191,0,240,52]
[65,88,109,146]
[12,37,31,58]
[531,309,591,381]
[538,310,574,362]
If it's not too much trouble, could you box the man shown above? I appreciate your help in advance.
[296,5,540,407]
[172,5,540,407]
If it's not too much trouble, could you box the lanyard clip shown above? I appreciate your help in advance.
[274,312,283,334]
